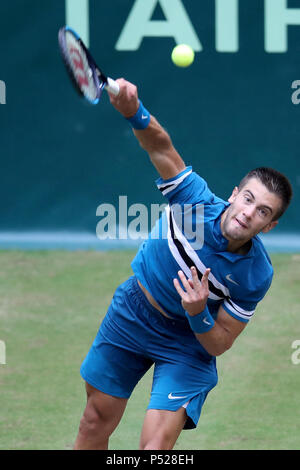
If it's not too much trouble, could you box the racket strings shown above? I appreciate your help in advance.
[64,32,99,102]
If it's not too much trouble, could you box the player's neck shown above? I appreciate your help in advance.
[226,238,252,255]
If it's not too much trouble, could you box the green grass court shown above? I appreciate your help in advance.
[0,250,299,450]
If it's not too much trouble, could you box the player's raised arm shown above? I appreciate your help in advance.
[108,78,186,180]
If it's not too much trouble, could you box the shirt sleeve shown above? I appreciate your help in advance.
[221,272,273,323]
[155,166,216,206]
[222,298,257,323]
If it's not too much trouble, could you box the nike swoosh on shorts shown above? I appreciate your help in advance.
[168,393,188,400]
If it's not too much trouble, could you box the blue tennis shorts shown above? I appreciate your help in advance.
[80,276,218,429]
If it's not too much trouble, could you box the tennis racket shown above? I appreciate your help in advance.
[58,26,120,105]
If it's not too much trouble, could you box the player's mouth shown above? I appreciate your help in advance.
[234,217,249,229]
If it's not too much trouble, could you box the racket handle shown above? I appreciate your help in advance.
[105,77,120,96]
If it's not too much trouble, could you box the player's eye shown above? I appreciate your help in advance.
[258,208,267,217]
[244,194,252,203]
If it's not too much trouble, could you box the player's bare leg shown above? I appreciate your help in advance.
[74,382,128,450]
[139,408,187,450]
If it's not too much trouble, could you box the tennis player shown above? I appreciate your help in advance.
[74,79,292,450]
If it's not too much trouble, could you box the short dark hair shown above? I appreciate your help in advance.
[238,167,293,220]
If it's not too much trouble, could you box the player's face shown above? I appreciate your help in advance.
[221,177,282,251]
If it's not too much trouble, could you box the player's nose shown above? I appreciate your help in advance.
[242,205,255,219]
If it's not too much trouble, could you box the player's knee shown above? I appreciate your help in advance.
[78,409,100,437]
[78,402,111,439]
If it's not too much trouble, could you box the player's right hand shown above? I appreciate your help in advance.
[108,78,139,119]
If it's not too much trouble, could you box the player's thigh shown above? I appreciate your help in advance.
[139,408,187,450]
[82,382,128,433]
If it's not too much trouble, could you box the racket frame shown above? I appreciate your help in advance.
[58,26,119,105]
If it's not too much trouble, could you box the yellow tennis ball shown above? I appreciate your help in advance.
[171,44,195,67]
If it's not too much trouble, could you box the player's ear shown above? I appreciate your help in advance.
[228,186,239,203]
[261,220,278,233]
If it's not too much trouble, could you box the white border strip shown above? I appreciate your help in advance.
[0,232,299,252]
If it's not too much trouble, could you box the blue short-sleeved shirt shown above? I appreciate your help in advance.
[131,167,273,323]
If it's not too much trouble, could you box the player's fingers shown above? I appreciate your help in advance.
[191,266,201,287]
[109,79,139,117]
[201,268,211,286]
[118,78,138,101]
[177,270,193,294]
[173,278,187,299]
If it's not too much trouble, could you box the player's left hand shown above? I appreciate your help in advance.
[173,267,211,316]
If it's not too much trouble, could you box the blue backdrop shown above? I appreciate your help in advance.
[0,0,299,249]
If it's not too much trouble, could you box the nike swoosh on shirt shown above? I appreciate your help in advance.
[168,393,188,400]
[141,114,149,119]
[225,274,239,286]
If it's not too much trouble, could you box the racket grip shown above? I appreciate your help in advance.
[105,77,120,96]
